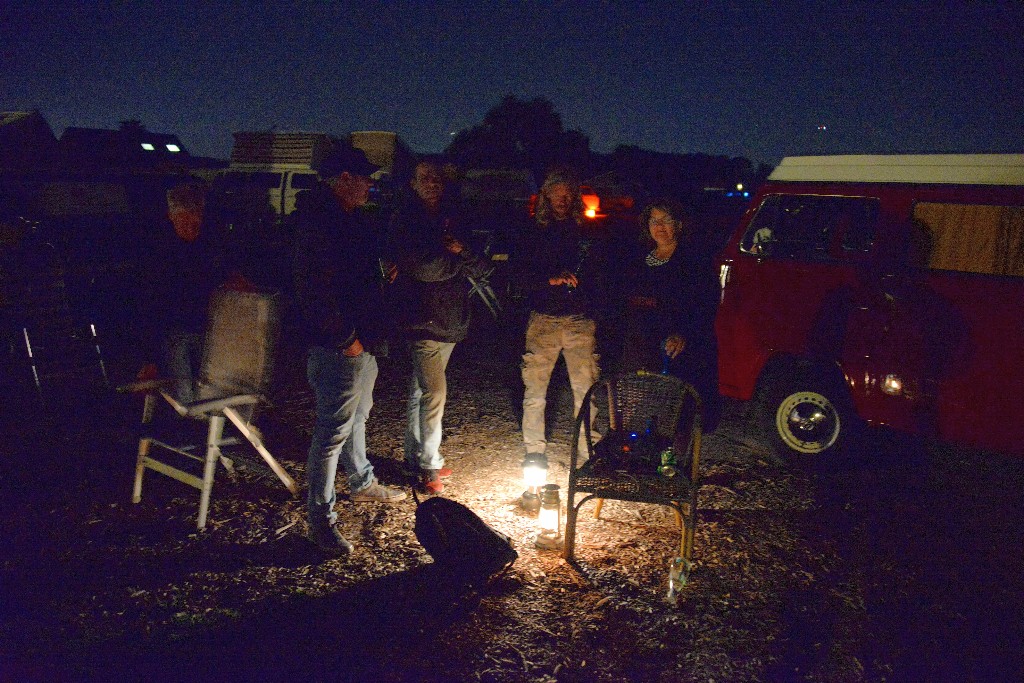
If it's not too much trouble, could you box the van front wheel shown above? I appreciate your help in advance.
[755,376,858,458]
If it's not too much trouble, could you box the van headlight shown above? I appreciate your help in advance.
[881,374,903,396]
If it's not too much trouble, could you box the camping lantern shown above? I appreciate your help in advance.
[520,453,547,512]
[535,484,563,550]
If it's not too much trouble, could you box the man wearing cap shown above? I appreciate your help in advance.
[293,144,406,555]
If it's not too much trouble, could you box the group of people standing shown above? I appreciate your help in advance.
[289,143,720,554]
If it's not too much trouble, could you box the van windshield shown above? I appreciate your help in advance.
[740,194,879,261]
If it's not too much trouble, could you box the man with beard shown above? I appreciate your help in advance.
[517,170,607,468]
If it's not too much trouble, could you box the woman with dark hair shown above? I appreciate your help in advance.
[618,199,720,428]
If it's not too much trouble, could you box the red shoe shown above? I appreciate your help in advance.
[404,463,453,478]
[421,470,444,494]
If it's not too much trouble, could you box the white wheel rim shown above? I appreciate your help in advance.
[776,390,841,454]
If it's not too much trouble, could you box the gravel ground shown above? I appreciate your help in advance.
[2,313,1023,682]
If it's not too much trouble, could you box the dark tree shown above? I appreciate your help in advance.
[445,96,590,180]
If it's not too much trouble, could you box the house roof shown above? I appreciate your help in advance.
[59,122,190,169]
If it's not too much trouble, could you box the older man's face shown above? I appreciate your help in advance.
[331,172,373,211]
[169,207,202,242]
[412,164,444,208]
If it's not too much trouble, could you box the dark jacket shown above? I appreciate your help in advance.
[145,225,228,337]
[386,195,489,343]
[618,240,721,428]
[516,218,609,319]
[138,213,237,363]
[292,187,388,351]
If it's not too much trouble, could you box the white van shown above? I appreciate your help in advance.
[217,169,318,216]
[227,132,335,216]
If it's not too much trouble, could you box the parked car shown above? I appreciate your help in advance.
[715,154,1024,459]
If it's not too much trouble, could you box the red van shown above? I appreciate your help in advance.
[715,154,1024,458]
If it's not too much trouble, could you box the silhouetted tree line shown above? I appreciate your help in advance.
[444,95,773,202]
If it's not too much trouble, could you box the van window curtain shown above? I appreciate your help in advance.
[913,203,1024,278]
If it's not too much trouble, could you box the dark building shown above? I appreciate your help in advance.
[0,110,59,170]
[59,120,192,172]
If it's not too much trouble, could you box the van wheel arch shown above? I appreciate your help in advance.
[750,358,862,462]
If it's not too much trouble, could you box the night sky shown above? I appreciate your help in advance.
[4,1,1023,167]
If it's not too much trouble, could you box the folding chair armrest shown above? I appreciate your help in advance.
[184,394,261,417]
[117,379,174,394]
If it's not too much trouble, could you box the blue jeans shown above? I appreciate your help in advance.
[405,339,456,471]
[306,346,378,528]
[162,331,203,404]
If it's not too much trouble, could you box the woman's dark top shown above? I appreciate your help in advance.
[618,240,721,428]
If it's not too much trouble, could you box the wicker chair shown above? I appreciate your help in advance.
[563,371,703,572]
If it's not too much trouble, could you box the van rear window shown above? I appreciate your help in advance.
[914,203,1024,278]
[740,194,878,261]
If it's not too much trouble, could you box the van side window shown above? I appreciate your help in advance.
[290,173,317,190]
[914,202,1024,277]
[252,172,283,191]
[740,194,878,261]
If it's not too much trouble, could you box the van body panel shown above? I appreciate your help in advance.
[716,155,1024,457]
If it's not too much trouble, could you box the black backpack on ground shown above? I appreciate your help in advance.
[412,491,518,583]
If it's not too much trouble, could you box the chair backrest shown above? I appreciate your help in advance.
[611,372,704,480]
[608,371,689,440]
[198,289,279,400]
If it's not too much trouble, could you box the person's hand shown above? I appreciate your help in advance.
[548,270,578,288]
[223,272,257,293]
[341,338,364,357]
[664,334,686,359]
[442,234,464,255]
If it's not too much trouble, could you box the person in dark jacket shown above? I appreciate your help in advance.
[386,161,489,494]
[618,199,721,430]
[293,145,407,555]
[516,170,609,462]
[138,177,253,402]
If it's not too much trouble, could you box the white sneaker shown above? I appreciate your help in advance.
[350,480,408,503]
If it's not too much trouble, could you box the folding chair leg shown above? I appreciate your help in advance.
[196,415,225,530]
[132,437,151,504]
[223,407,299,496]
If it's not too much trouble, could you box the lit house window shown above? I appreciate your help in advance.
[140,143,155,151]
[166,144,181,152]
